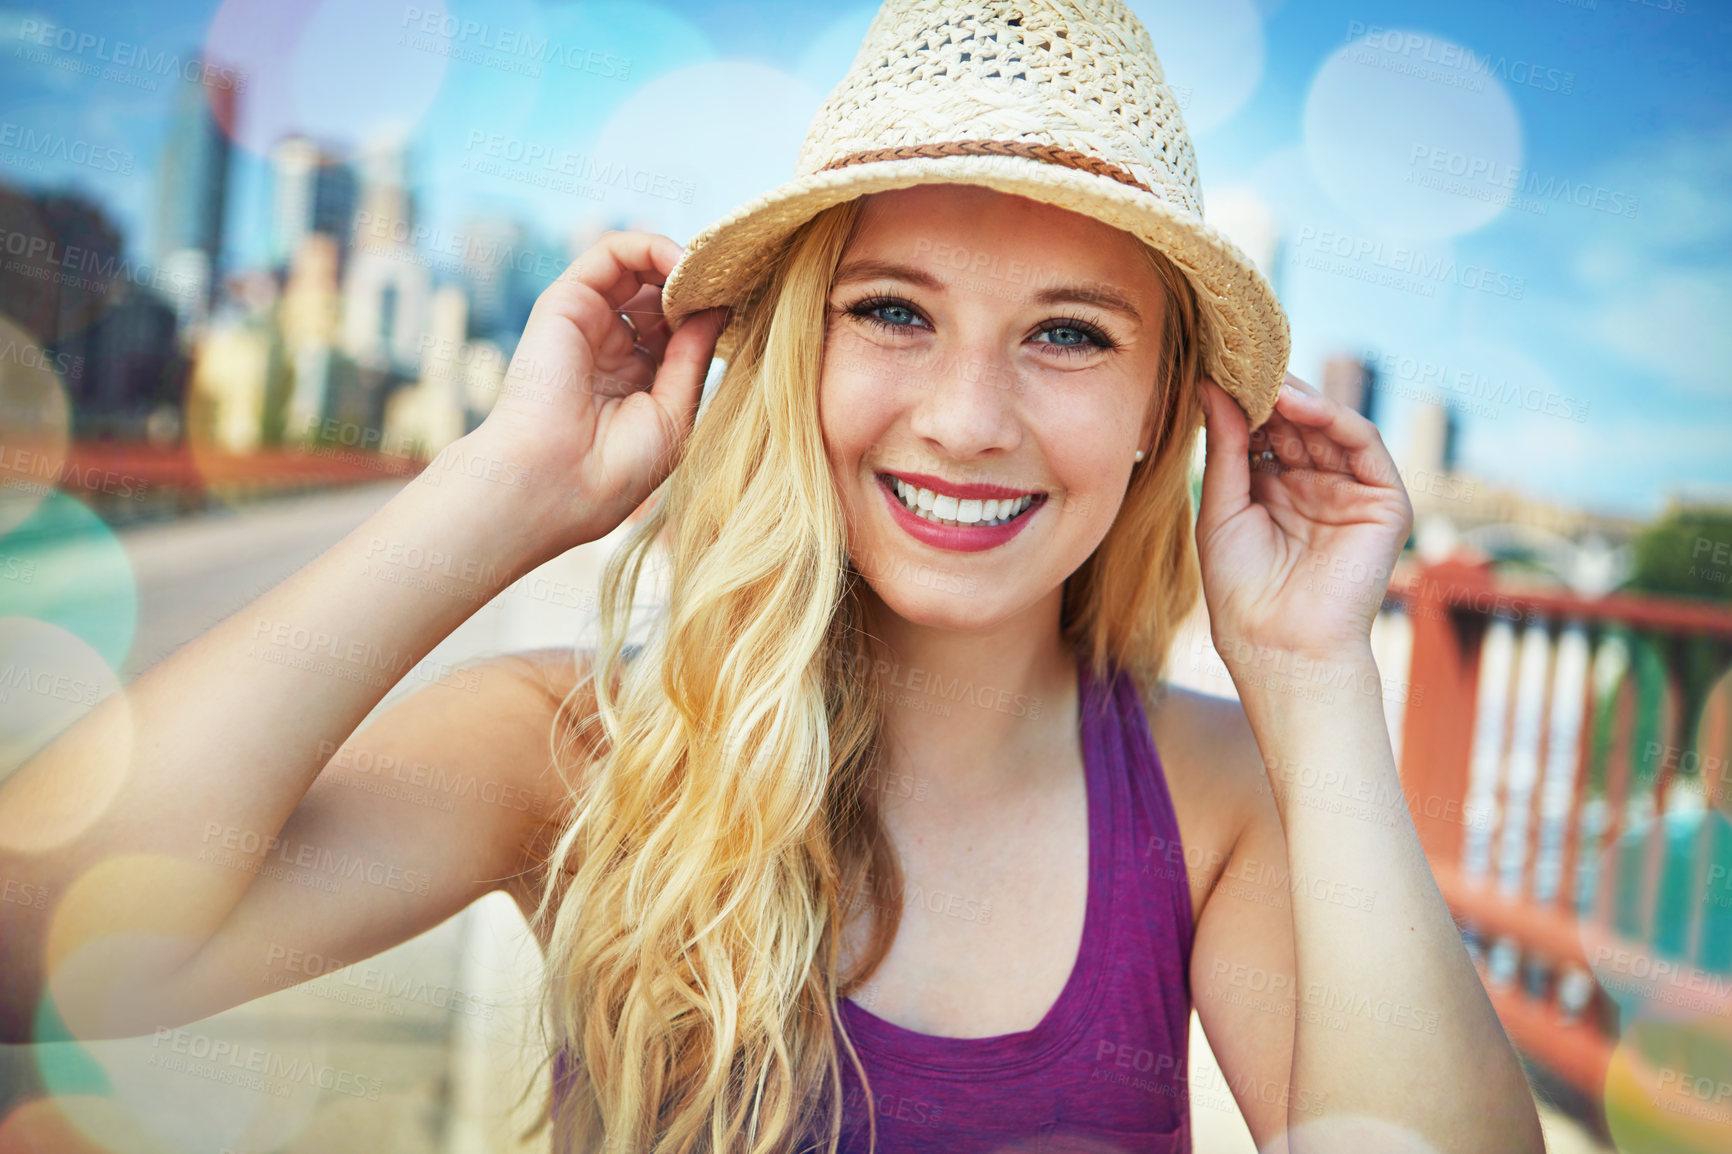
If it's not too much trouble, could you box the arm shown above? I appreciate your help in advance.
[0,458,560,1042]
[0,231,727,1042]
[148,645,598,1033]
[1232,646,1542,1153]
[1183,691,1299,1150]
[1189,373,1544,1154]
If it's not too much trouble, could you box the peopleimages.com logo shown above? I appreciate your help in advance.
[1407,146,1639,220]
[1288,226,1525,300]
[1343,23,1576,95]
[10,20,247,92]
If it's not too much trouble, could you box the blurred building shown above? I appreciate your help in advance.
[270,136,358,269]
[383,281,507,457]
[459,215,550,346]
[280,233,348,441]
[1397,395,1637,593]
[341,133,429,375]
[1322,353,1379,422]
[155,58,236,332]
[280,235,342,350]
[1407,398,1459,475]
[188,321,277,453]
[1,191,191,441]
[384,283,469,457]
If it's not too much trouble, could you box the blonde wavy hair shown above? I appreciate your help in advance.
[524,193,1205,1153]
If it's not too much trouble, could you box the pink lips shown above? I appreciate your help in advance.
[874,473,1045,553]
[880,470,1040,501]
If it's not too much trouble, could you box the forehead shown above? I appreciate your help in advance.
[844,184,1155,288]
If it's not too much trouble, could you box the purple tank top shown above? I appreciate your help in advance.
[553,654,1196,1153]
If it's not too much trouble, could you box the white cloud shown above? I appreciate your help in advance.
[1587,271,1732,398]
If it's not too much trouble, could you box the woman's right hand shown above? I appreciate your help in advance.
[472,231,729,551]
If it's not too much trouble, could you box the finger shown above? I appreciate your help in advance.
[588,349,659,398]
[1196,377,1252,531]
[593,308,646,365]
[535,232,684,363]
[1297,423,1342,473]
[1270,376,1401,488]
[1259,406,1313,471]
[648,306,729,445]
[1271,374,1363,474]
[562,231,682,310]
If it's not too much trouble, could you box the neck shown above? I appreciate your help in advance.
[855,583,1081,801]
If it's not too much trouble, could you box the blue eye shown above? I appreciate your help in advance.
[1035,323,1107,350]
[848,296,929,331]
[840,295,1117,356]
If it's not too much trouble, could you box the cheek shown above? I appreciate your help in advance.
[1026,390,1142,529]
[1031,392,1133,473]
[819,356,903,465]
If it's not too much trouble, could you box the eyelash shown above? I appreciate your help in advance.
[842,294,1119,355]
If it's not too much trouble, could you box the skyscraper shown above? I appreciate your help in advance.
[341,132,428,374]
[269,136,358,268]
[155,58,236,329]
[1408,398,1459,476]
[1322,354,1380,423]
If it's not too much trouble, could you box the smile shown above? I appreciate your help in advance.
[885,476,1037,527]
[872,471,1048,554]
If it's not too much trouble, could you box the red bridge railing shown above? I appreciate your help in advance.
[1386,557,1732,1148]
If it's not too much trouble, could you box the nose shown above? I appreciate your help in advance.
[905,340,1023,460]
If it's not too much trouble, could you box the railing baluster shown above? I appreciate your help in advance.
[1499,619,1554,899]
[1641,639,1684,951]
[1554,623,1601,1025]
[1534,621,1591,908]
[1594,664,1637,933]
[1466,618,1519,887]
[1555,624,1599,915]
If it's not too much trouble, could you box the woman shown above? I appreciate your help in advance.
[0,2,1545,1153]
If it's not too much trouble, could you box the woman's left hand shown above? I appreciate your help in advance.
[1193,373,1415,667]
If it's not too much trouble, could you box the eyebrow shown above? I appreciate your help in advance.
[832,259,1144,324]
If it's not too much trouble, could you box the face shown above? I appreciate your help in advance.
[819,184,1172,632]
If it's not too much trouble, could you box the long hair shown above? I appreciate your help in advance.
[524,193,1205,1154]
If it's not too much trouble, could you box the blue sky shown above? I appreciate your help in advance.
[3,0,1728,520]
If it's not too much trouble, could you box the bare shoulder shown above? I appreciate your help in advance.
[1135,676,1271,925]
[479,647,611,927]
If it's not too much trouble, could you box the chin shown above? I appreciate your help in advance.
[853,562,1026,632]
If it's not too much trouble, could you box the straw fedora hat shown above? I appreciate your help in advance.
[659,0,1290,430]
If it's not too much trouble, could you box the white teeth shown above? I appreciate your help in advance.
[886,477,1035,527]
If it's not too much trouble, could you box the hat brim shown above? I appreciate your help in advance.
[660,153,1290,431]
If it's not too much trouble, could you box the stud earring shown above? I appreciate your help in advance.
[1133,449,1145,463]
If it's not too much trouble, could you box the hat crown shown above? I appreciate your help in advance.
[795,0,1202,217]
